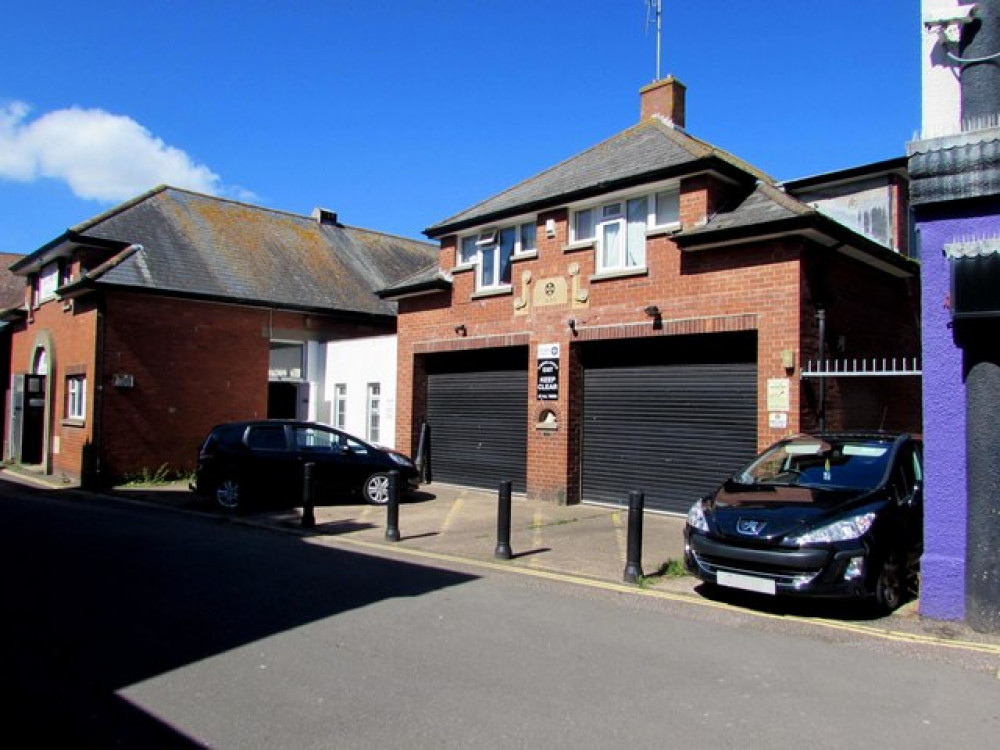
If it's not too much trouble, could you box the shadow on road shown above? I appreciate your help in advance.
[0,479,478,747]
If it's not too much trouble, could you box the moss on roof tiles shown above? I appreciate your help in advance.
[77,187,436,316]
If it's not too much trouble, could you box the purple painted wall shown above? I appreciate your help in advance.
[919,208,1000,620]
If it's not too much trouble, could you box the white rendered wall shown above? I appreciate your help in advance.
[922,0,971,135]
[322,335,398,448]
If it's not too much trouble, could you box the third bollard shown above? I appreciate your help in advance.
[623,490,644,583]
[495,480,513,560]
[301,462,316,529]
[385,470,401,542]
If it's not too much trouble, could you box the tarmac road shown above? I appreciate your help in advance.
[1,476,999,748]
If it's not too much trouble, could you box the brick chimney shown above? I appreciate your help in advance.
[640,76,686,128]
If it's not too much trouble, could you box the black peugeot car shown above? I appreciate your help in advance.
[684,432,923,613]
[192,420,420,510]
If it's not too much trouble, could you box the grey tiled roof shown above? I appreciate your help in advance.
[677,181,813,238]
[376,264,451,298]
[0,253,25,310]
[25,187,437,316]
[426,117,771,236]
[908,127,1000,205]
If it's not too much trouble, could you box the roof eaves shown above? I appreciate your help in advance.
[781,157,909,192]
[426,154,757,239]
[9,229,133,275]
[80,280,400,322]
[56,242,144,299]
[377,266,453,300]
[0,305,28,324]
[676,210,918,278]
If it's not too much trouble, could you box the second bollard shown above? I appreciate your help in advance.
[385,470,401,542]
[301,462,316,529]
[623,490,644,583]
[494,480,513,560]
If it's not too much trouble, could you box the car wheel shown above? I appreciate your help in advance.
[215,477,242,511]
[363,472,390,505]
[874,553,905,613]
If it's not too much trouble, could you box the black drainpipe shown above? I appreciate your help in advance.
[91,294,106,486]
[816,306,826,432]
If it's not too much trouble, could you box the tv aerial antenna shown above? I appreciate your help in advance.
[645,0,663,81]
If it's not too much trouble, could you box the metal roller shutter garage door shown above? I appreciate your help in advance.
[582,361,757,514]
[426,368,528,492]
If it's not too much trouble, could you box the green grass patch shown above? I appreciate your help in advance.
[638,558,689,587]
[120,464,190,487]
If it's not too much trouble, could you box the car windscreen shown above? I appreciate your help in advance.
[736,439,892,490]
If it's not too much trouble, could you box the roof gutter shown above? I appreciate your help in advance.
[10,232,130,275]
[376,274,452,301]
[676,215,919,279]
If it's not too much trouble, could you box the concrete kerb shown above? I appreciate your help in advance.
[4,467,1000,658]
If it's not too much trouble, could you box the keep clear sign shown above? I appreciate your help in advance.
[537,343,560,401]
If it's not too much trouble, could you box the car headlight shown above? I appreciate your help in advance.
[388,452,414,468]
[787,512,877,545]
[686,500,709,533]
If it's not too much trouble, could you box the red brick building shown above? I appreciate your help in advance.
[1,187,435,485]
[381,79,920,512]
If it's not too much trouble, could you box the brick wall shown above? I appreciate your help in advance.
[98,292,272,480]
[6,286,393,484]
[397,203,809,503]
[7,293,100,480]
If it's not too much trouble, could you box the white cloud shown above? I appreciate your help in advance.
[0,101,227,202]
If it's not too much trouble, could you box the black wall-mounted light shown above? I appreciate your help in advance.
[454,324,467,336]
[644,305,661,317]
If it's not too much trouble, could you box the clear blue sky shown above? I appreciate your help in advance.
[1,1,920,255]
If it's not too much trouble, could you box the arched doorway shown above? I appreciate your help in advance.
[20,347,49,465]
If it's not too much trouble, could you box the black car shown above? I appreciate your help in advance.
[684,432,923,612]
[192,420,420,510]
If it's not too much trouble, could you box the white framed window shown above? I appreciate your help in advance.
[570,186,681,272]
[36,262,61,304]
[654,189,680,227]
[572,208,595,243]
[334,383,347,429]
[66,375,86,421]
[366,382,381,444]
[459,235,478,266]
[457,218,537,291]
[519,221,537,254]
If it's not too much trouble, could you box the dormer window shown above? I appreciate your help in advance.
[34,261,62,305]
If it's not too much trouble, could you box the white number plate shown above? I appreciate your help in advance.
[717,571,777,596]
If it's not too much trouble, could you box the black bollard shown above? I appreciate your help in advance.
[385,470,401,542]
[301,462,316,529]
[494,480,513,560]
[623,490,644,583]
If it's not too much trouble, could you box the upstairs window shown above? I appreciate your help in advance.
[35,261,62,305]
[457,219,537,291]
[570,187,680,274]
[654,189,680,226]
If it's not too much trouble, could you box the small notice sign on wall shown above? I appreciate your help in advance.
[537,343,560,401]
